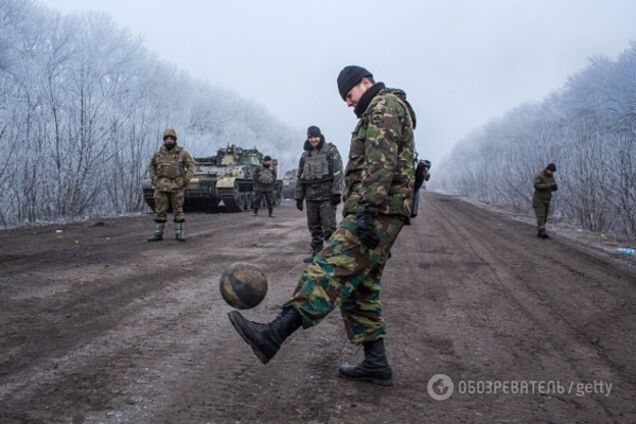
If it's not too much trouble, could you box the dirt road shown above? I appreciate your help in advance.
[1,192,634,423]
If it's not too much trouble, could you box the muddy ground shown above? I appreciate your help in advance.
[0,192,634,424]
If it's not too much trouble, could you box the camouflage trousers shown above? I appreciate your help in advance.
[306,200,337,251]
[154,189,185,222]
[285,214,405,344]
[254,191,275,209]
[533,200,550,230]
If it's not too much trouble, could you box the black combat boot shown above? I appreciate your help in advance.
[303,249,316,263]
[338,338,393,386]
[303,244,322,263]
[268,208,274,217]
[538,228,550,239]
[228,307,302,364]
[147,222,164,242]
[253,208,258,216]
[175,221,186,242]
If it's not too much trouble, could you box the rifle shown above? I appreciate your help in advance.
[410,159,431,218]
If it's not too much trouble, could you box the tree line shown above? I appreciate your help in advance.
[435,42,636,240]
[0,0,299,227]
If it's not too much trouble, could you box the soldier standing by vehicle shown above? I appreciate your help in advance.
[253,155,277,217]
[229,66,416,386]
[296,125,344,263]
[147,128,195,242]
[533,162,558,239]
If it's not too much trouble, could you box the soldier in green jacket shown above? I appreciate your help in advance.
[147,128,195,242]
[533,163,558,239]
[228,66,415,386]
[295,125,344,263]
[252,155,277,217]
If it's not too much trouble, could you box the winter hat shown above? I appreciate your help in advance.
[307,126,322,138]
[263,155,272,161]
[546,163,557,172]
[337,65,373,100]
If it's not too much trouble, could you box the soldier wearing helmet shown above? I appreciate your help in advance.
[147,128,195,242]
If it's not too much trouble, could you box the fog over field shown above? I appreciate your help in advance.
[38,0,636,163]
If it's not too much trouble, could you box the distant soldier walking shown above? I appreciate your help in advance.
[147,128,195,242]
[533,163,558,239]
[229,66,416,386]
[253,155,277,217]
[295,125,343,263]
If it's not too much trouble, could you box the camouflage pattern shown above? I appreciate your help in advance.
[285,214,405,343]
[284,84,415,344]
[149,145,195,193]
[149,142,195,223]
[253,166,277,192]
[295,139,344,202]
[533,170,556,230]
[342,88,416,218]
[254,191,275,209]
[306,200,337,251]
[154,190,186,222]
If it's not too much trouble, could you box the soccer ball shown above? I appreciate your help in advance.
[219,262,268,309]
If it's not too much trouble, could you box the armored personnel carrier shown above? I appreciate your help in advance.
[281,168,298,199]
[142,144,283,212]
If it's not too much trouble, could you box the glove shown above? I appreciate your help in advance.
[551,183,558,192]
[355,208,380,249]
[331,194,341,206]
[296,199,304,211]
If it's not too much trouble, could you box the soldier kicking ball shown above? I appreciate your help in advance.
[228,66,417,386]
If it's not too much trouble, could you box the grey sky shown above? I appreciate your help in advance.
[39,0,636,164]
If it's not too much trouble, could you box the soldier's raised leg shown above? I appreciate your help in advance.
[148,190,168,242]
[228,214,404,378]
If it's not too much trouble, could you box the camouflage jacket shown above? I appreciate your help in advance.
[342,86,416,218]
[533,170,556,203]
[295,138,344,201]
[253,166,277,192]
[149,145,195,192]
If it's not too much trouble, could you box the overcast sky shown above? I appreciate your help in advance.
[39,0,636,164]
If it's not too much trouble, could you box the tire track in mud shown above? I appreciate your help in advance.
[1,198,634,423]
[427,193,634,422]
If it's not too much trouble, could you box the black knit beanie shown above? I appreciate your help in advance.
[263,155,272,161]
[337,66,373,100]
[546,163,556,172]
[307,126,322,137]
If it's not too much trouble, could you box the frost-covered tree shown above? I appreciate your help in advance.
[0,0,300,227]
[436,43,636,239]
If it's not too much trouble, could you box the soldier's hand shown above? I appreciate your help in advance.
[296,199,304,211]
[551,183,558,192]
[355,208,380,249]
[331,194,341,206]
